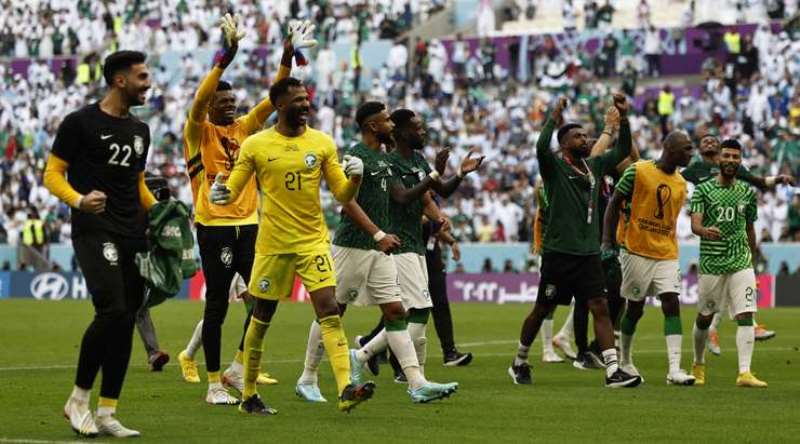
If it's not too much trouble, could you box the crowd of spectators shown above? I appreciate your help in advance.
[1,0,800,255]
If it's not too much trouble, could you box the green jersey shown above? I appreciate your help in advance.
[333,143,395,251]
[681,158,758,186]
[388,150,431,255]
[690,178,757,275]
[536,118,632,255]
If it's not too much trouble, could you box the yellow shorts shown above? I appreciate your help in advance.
[249,250,336,300]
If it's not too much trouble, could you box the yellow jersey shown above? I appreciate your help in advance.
[225,126,358,255]
[184,115,261,226]
[616,160,686,260]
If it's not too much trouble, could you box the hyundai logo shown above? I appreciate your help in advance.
[30,273,69,300]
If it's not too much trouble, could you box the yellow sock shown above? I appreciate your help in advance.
[208,371,220,384]
[234,350,244,365]
[319,315,351,395]
[97,397,117,417]
[243,317,269,399]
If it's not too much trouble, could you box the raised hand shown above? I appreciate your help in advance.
[288,20,317,50]
[550,97,568,126]
[612,92,629,117]
[434,148,451,175]
[215,13,246,69]
[604,105,620,132]
[458,148,485,176]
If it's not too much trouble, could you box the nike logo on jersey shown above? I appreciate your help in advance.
[268,157,279,162]
[100,134,113,140]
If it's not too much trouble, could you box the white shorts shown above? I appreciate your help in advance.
[620,250,681,301]
[393,253,432,310]
[698,268,757,319]
[333,246,401,306]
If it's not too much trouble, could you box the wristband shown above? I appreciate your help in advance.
[74,195,84,209]
[602,130,613,137]
[457,167,464,178]
[765,176,777,187]
[373,230,387,242]
[428,171,441,181]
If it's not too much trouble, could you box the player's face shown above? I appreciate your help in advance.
[211,91,237,125]
[719,148,741,177]
[121,63,151,106]
[370,110,395,146]
[281,85,310,128]
[407,116,427,150]
[700,136,720,158]
[566,128,590,158]
[670,135,695,167]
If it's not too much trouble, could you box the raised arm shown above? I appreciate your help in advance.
[590,105,620,157]
[429,148,485,199]
[536,97,567,179]
[599,93,632,175]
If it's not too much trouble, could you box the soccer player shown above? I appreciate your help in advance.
[44,50,155,438]
[508,96,640,388]
[602,131,696,385]
[210,76,372,415]
[295,101,460,404]
[682,134,793,352]
[689,139,767,388]
[180,15,308,404]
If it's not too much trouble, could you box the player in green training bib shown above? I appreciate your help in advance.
[295,101,458,404]
[689,139,767,388]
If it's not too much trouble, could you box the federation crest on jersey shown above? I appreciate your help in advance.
[737,202,746,214]
[259,277,271,292]
[544,284,556,299]
[304,152,318,169]
[102,242,119,266]
[346,288,359,302]
[220,247,233,267]
[133,135,145,157]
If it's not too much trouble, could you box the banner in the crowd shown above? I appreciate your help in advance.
[446,272,775,308]
[0,271,190,300]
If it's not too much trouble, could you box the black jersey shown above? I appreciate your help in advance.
[51,103,150,238]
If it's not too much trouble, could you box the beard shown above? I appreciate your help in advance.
[286,105,309,127]
[719,161,739,176]
[377,131,395,147]
[570,145,590,159]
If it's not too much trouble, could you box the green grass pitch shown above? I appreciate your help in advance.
[1,300,799,443]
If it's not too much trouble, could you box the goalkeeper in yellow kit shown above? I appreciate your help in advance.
[210,76,374,415]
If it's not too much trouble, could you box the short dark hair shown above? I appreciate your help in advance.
[720,138,742,151]
[103,50,147,86]
[700,133,718,142]
[355,101,386,129]
[389,108,415,129]
[557,123,582,144]
[216,80,232,92]
[268,77,304,104]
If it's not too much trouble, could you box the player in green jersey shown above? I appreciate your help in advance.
[689,139,767,388]
[683,134,794,352]
[294,102,463,403]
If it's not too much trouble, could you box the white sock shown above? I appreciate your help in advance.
[514,341,531,367]
[602,349,619,377]
[185,319,203,359]
[70,386,90,404]
[620,332,634,365]
[693,323,708,365]
[736,325,755,374]
[208,381,223,390]
[230,357,243,374]
[386,328,426,390]
[356,330,388,363]
[298,320,324,385]
[408,322,428,376]
[665,334,683,374]
[96,405,115,418]
[710,312,721,333]
[541,319,554,352]
[556,303,575,341]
